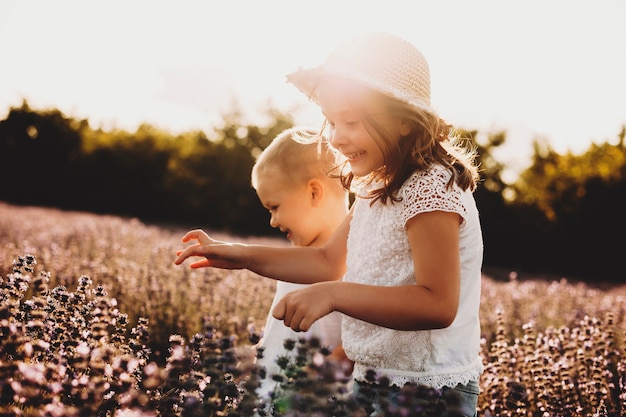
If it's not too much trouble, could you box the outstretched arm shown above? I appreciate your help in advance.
[174,211,351,284]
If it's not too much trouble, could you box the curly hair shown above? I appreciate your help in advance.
[317,89,480,205]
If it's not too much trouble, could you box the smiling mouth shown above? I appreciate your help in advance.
[346,151,365,161]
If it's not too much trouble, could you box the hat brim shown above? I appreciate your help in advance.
[286,66,435,114]
[286,66,325,104]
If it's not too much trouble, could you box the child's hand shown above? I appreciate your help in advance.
[174,229,242,269]
[272,282,335,332]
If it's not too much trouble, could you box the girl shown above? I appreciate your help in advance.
[175,31,483,416]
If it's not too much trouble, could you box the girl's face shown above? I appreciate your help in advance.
[318,79,408,177]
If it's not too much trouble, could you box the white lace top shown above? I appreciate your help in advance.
[342,166,484,389]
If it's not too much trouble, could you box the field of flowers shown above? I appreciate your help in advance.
[1,201,625,416]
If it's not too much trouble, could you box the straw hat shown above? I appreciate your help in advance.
[286,31,432,113]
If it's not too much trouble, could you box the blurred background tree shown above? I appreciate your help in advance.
[1,101,625,283]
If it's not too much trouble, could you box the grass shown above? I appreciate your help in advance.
[1,201,625,416]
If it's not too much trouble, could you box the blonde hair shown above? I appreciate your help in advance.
[322,88,480,204]
[251,127,342,193]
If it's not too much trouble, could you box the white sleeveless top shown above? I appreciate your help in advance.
[256,281,342,398]
[342,166,484,389]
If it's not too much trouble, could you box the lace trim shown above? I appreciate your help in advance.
[353,358,484,390]
[400,168,467,227]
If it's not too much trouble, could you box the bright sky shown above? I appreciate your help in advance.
[1,0,625,177]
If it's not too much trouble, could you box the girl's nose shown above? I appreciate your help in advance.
[329,127,345,149]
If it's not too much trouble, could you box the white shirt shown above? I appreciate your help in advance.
[342,166,484,389]
[256,281,342,398]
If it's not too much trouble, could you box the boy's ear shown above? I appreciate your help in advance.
[308,179,324,206]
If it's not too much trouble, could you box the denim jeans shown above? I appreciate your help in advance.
[353,379,480,417]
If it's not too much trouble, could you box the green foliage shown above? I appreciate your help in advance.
[454,125,626,281]
[502,127,626,280]
[513,128,626,221]
[0,102,293,235]
[0,100,84,206]
[2,102,626,281]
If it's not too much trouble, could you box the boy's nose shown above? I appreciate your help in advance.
[269,214,279,228]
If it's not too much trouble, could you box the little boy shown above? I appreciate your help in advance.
[250,126,351,399]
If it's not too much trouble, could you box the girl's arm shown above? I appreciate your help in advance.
[174,210,352,285]
[274,210,461,331]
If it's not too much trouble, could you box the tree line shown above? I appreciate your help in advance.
[1,101,625,283]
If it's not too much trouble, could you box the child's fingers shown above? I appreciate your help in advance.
[273,298,308,332]
[272,299,286,320]
[297,318,312,332]
[181,229,209,243]
[190,259,210,268]
[181,231,198,243]
[174,245,200,265]
[174,249,210,268]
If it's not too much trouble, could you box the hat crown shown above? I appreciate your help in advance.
[322,32,431,109]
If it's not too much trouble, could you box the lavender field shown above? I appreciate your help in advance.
[1,201,625,416]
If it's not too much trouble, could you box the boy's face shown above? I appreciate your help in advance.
[255,172,324,247]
